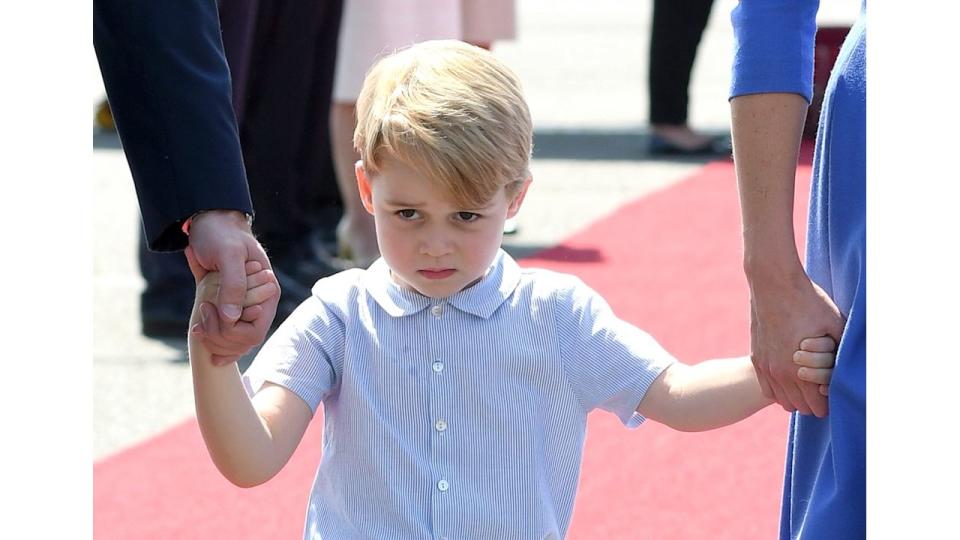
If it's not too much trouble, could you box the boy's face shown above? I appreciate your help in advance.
[356,156,530,299]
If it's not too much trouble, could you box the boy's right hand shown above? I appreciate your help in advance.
[194,261,277,317]
[189,255,279,366]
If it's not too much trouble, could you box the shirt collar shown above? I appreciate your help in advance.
[363,249,521,319]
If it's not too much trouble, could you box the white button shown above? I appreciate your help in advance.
[437,480,449,492]
[431,305,443,317]
[432,361,444,373]
[435,419,448,432]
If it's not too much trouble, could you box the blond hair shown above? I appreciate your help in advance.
[354,40,533,208]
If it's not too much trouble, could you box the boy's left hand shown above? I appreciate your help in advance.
[793,336,837,399]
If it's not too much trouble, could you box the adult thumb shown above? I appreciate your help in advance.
[216,256,246,323]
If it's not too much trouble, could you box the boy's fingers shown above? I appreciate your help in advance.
[245,260,263,276]
[201,318,251,349]
[793,350,835,368]
[199,270,277,309]
[819,384,830,396]
[245,282,279,307]
[798,367,832,385]
[200,311,261,353]
[244,269,276,291]
[195,303,256,363]
[799,336,836,353]
[240,305,263,322]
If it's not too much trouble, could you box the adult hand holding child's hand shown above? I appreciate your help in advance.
[187,247,280,366]
[749,273,845,417]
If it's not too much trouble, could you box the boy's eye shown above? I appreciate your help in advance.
[456,212,480,222]
[397,209,419,219]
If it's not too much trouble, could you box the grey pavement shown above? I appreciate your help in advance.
[93,0,860,460]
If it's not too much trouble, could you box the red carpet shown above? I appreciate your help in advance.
[95,156,812,539]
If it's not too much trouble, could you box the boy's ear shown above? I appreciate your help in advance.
[506,176,533,219]
[355,161,375,215]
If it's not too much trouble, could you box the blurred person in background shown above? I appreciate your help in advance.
[647,0,728,155]
[216,0,346,326]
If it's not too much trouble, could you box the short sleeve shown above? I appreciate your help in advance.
[555,278,676,429]
[242,294,346,414]
[730,0,819,102]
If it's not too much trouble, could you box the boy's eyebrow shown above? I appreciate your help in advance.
[383,199,425,207]
[458,202,496,212]
[382,199,496,211]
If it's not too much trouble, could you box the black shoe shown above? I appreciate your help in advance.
[649,134,731,156]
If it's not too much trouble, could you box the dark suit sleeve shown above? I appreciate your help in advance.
[94,0,254,251]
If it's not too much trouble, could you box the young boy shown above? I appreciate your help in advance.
[188,40,836,539]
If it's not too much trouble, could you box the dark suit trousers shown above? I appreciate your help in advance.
[225,0,345,256]
[138,0,345,307]
[648,0,715,125]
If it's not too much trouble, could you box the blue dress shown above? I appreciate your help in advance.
[731,2,866,538]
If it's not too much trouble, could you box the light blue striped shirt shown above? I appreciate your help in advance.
[244,249,676,539]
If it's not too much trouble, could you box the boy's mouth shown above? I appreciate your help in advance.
[418,268,456,280]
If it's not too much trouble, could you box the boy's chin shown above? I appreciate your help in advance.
[405,276,467,299]
[410,282,457,299]
[393,268,486,299]
[391,273,446,298]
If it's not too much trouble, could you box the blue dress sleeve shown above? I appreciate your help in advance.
[730,0,820,102]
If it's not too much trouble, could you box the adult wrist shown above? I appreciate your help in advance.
[743,254,808,294]
[182,209,253,236]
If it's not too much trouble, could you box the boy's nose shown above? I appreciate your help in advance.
[419,232,454,258]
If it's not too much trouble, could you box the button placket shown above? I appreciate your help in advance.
[427,302,451,530]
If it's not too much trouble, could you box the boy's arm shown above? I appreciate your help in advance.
[189,274,313,488]
[637,337,834,432]
[637,357,770,432]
